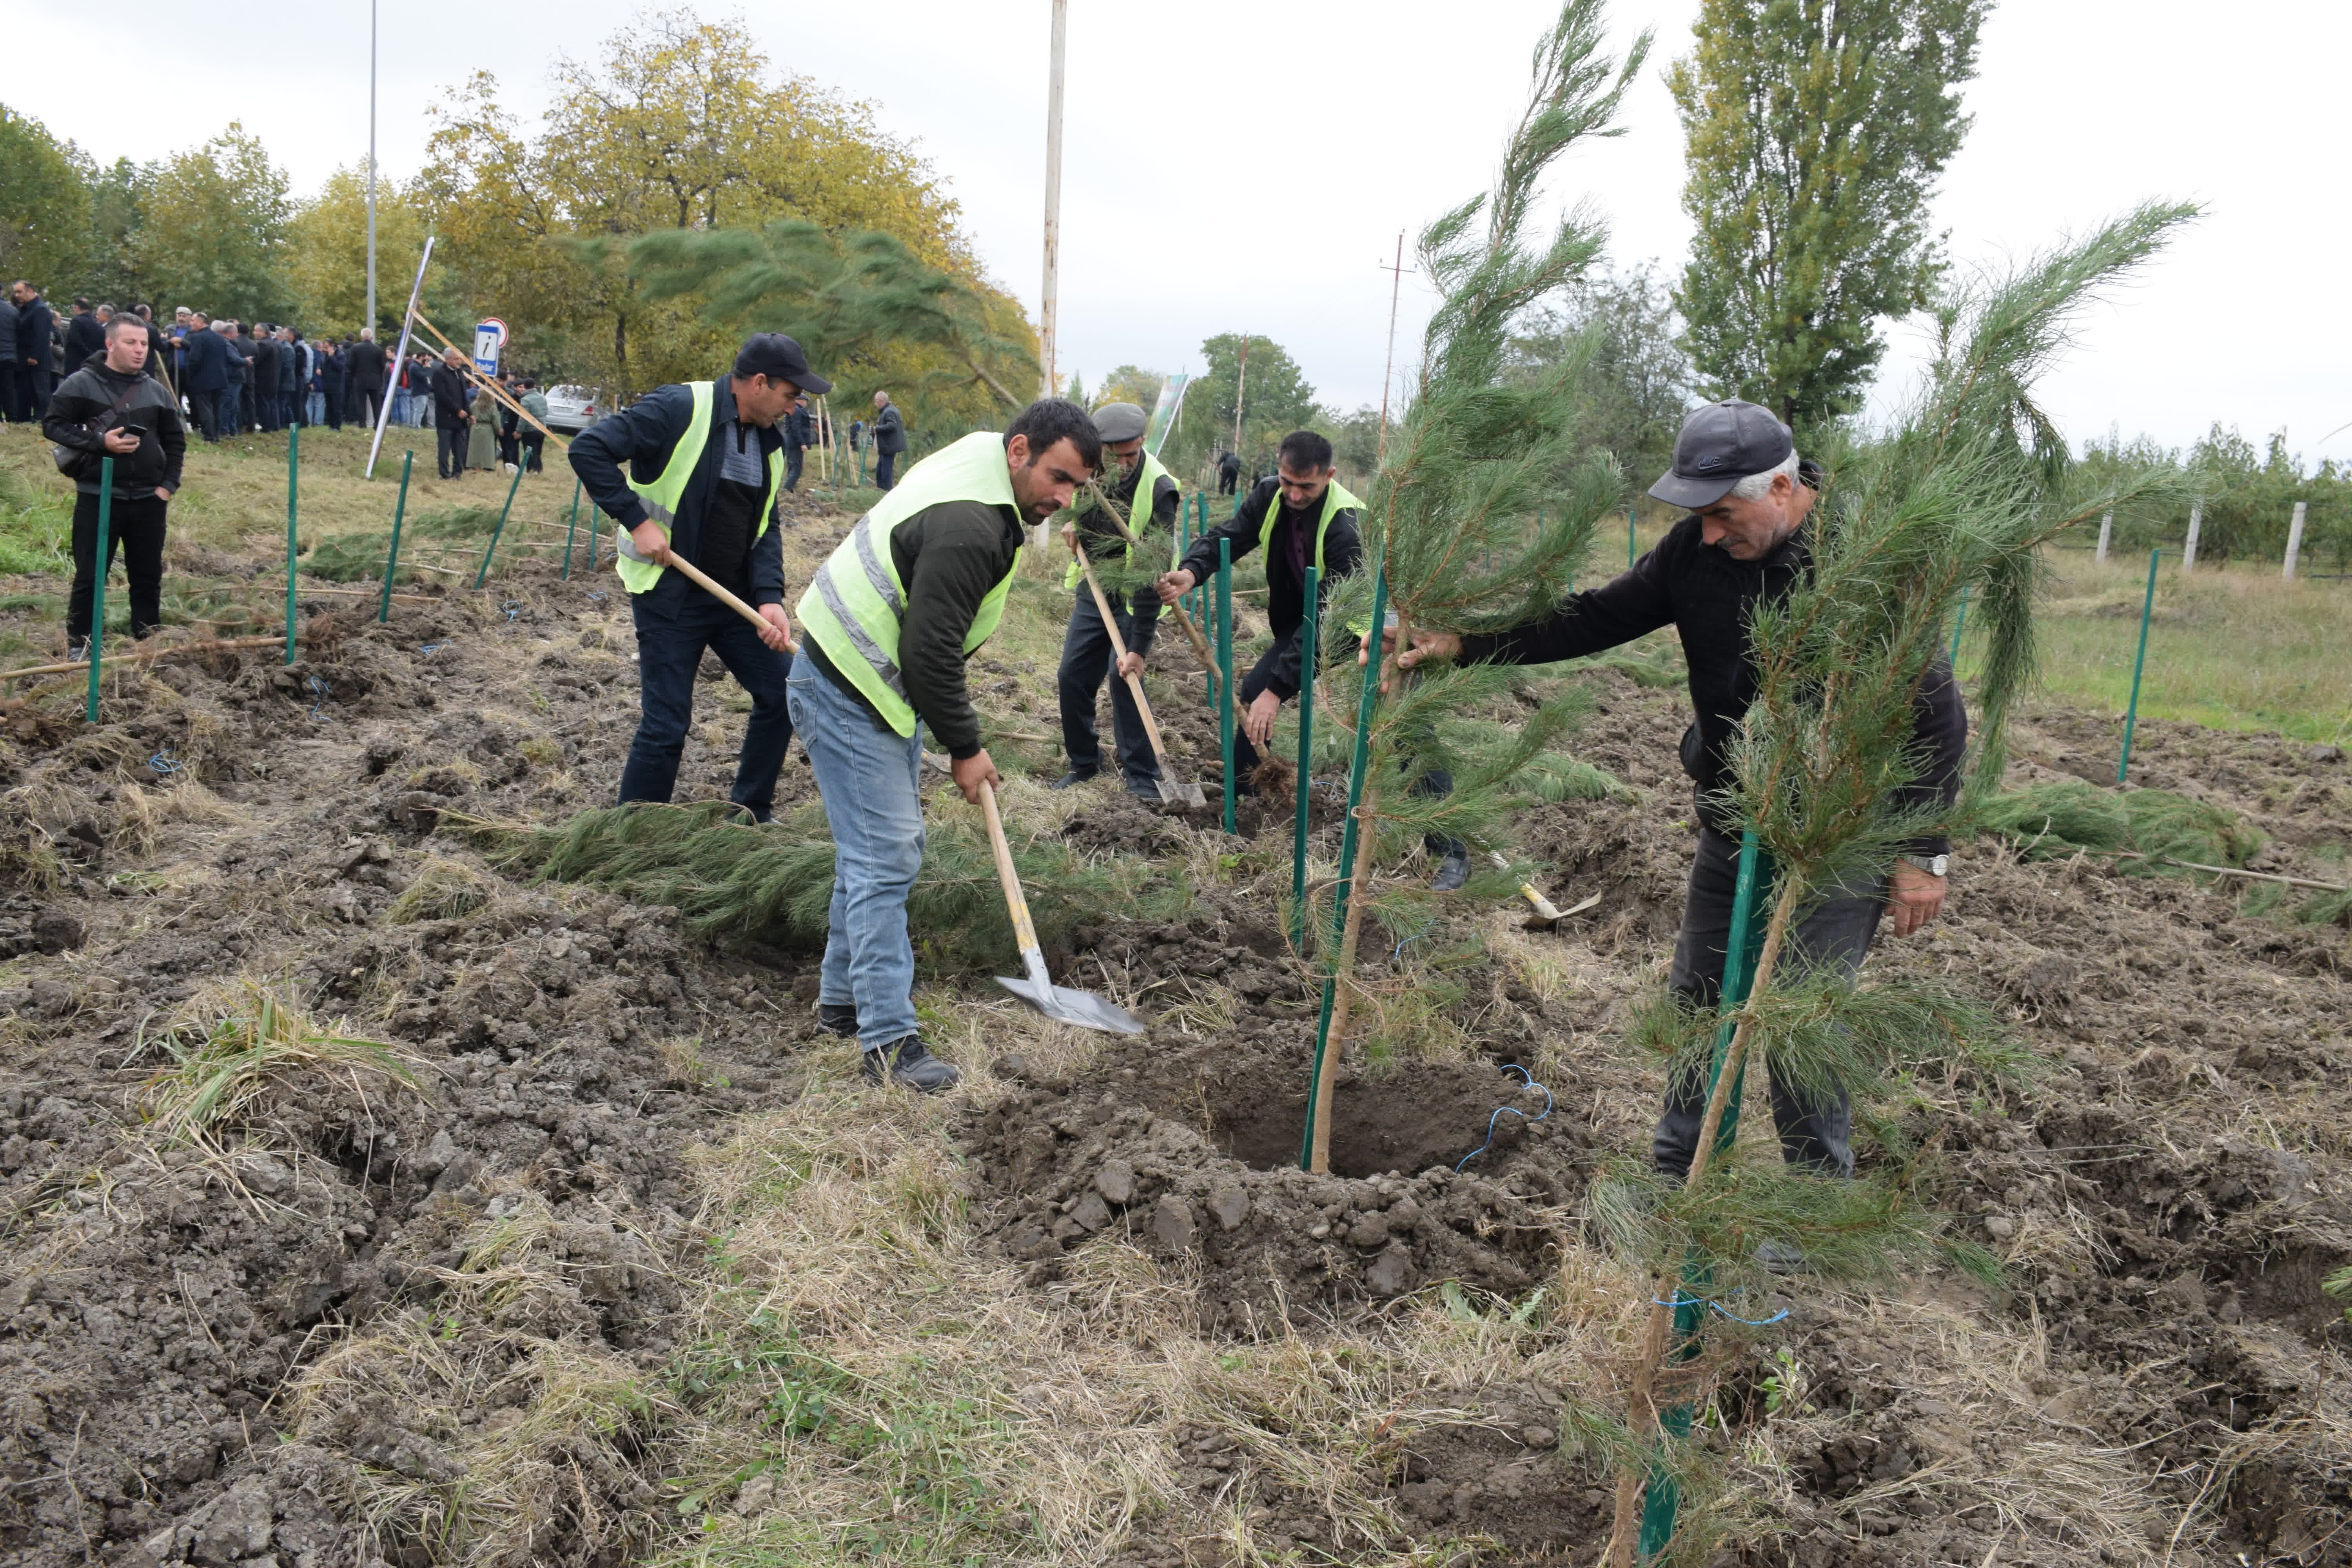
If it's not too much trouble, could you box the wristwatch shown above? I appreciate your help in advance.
[1901,853,1949,877]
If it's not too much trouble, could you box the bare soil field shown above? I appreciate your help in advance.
[1,482,2348,1568]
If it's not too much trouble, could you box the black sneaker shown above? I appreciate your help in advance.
[66,638,89,663]
[1431,847,1472,892]
[817,1002,858,1037]
[1050,769,1100,790]
[861,1036,962,1093]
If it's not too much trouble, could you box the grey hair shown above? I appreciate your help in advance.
[1728,450,1800,501]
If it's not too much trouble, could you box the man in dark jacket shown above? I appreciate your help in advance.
[1387,399,1965,1190]
[317,341,345,430]
[0,292,17,421]
[62,300,105,368]
[570,333,827,825]
[181,316,232,441]
[1054,400,1176,795]
[43,317,187,659]
[869,390,906,490]
[251,327,283,432]
[430,348,473,477]
[1158,429,1362,789]
[11,282,59,421]
[782,394,812,492]
[345,330,385,426]
[229,323,258,435]
[1216,449,1241,495]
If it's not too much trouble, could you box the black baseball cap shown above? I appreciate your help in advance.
[1648,398,1794,508]
[733,332,831,395]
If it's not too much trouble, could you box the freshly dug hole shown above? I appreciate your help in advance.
[1198,1054,1550,1179]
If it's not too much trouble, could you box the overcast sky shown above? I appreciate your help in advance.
[3,0,2343,462]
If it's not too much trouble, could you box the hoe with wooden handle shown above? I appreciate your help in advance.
[978,780,1146,1034]
[1067,531,1209,809]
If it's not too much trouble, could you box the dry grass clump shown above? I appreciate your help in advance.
[291,1194,679,1568]
[387,855,494,924]
[141,980,426,1147]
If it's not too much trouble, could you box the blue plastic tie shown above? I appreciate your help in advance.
[587,590,608,604]
[1391,919,1434,960]
[501,600,522,622]
[417,643,445,656]
[1651,1290,1790,1327]
[148,749,182,775]
[1454,1064,1555,1171]
[306,675,332,720]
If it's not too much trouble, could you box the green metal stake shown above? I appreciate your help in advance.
[1299,561,1387,1171]
[378,450,413,623]
[1218,537,1236,833]
[1949,584,1969,666]
[2118,548,2159,784]
[559,475,582,580]
[475,460,526,588]
[1289,564,1319,951]
[85,457,114,721]
[1637,830,1772,1558]
[285,425,300,665]
[588,495,599,573]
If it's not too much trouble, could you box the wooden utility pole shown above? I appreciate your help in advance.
[1231,334,1249,459]
[1040,0,1067,402]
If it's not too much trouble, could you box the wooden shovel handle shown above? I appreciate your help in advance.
[977,780,1044,957]
[1071,535,1173,767]
[659,552,799,653]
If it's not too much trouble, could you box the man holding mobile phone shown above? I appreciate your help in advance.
[44,316,187,661]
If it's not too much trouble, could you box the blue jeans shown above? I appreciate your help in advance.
[619,589,796,818]
[785,658,925,1049]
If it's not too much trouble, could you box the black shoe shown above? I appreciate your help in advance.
[1050,769,1100,790]
[817,1002,858,1038]
[861,1036,962,1093]
[1431,848,1471,893]
[66,638,88,663]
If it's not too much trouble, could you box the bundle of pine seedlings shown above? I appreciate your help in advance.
[1583,198,2198,1563]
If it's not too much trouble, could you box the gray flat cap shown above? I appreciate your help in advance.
[1091,401,1149,443]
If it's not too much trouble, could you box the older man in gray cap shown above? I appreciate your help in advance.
[1053,401,1180,795]
[1385,398,1967,1202]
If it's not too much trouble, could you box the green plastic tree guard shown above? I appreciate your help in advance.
[1637,830,1772,1558]
[1298,561,1387,1170]
[285,425,300,664]
[560,475,582,580]
[86,457,114,720]
[475,461,526,588]
[2118,548,2159,783]
[1218,537,1235,833]
[1289,564,1319,951]
[379,451,413,623]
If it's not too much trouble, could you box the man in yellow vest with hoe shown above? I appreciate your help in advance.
[570,333,825,824]
[791,399,1103,1091]
[1053,400,1180,795]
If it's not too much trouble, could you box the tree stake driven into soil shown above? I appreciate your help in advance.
[1601,199,2198,1563]
[1303,0,1651,1171]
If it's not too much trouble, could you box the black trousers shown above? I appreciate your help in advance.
[437,423,468,478]
[521,431,544,473]
[1218,471,1238,495]
[68,492,168,643]
[497,427,520,467]
[619,590,796,819]
[1652,825,1883,1181]
[873,450,897,490]
[785,446,804,492]
[1056,588,1159,787]
[18,368,57,423]
[0,364,17,421]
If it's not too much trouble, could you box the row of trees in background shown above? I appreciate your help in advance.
[2079,427,2352,570]
[0,9,1033,436]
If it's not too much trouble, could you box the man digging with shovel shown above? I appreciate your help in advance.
[1053,400,1180,798]
[790,399,1103,1091]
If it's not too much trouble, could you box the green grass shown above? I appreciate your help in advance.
[1964,549,2352,745]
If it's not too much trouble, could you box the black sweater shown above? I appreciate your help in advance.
[1071,461,1178,655]
[1458,515,1964,853]
[43,352,187,499]
[1176,476,1363,700]
[806,498,1026,759]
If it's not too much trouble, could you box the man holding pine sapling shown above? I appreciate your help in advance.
[1388,399,1966,1182]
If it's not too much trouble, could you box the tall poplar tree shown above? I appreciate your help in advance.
[1668,0,1987,430]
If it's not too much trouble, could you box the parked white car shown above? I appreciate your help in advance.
[543,385,606,435]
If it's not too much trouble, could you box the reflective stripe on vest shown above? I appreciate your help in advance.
[1063,450,1174,591]
[612,381,785,595]
[1254,477,1363,577]
[795,430,1023,736]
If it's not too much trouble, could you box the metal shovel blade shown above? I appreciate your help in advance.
[1155,774,1209,810]
[996,949,1146,1035]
